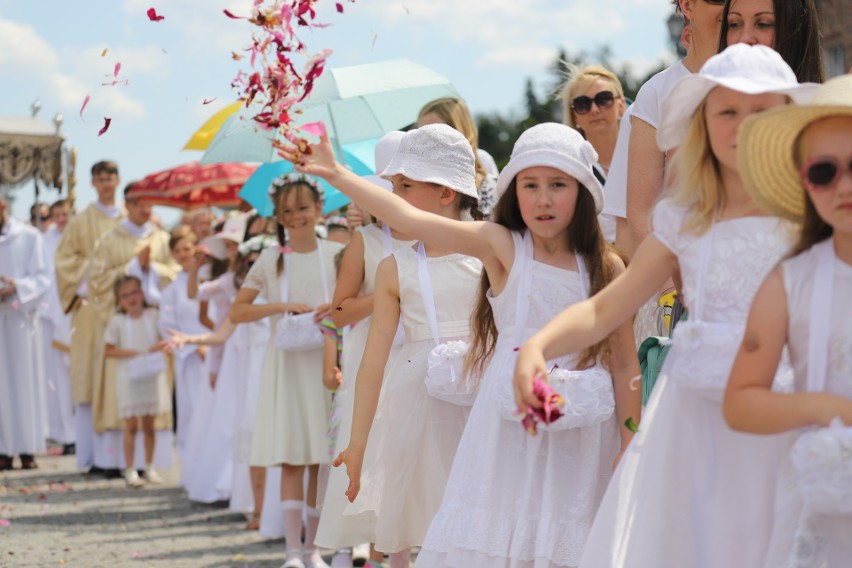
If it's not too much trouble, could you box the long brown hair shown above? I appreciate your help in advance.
[465,180,616,377]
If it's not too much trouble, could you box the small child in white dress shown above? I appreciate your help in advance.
[724,74,852,568]
[103,275,172,488]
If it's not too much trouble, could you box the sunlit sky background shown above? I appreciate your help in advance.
[1,0,677,225]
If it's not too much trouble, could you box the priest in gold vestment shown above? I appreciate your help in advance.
[54,161,124,470]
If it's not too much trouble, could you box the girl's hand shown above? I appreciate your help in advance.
[324,366,343,391]
[197,345,208,362]
[278,131,341,181]
[149,340,173,355]
[189,250,206,272]
[332,446,365,503]
[279,303,312,315]
[167,329,189,349]
[313,303,332,323]
[346,204,364,230]
[513,342,550,412]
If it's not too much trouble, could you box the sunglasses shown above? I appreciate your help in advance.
[800,156,852,191]
[571,91,617,115]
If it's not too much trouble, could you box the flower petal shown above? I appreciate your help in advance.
[79,95,90,120]
[98,117,112,136]
[146,7,165,21]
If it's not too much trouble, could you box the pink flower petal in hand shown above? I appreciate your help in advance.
[301,121,326,137]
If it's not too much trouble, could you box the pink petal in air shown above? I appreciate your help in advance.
[300,121,326,137]
[114,62,121,78]
[98,117,112,136]
[146,8,165,21]
[79,95,90,120]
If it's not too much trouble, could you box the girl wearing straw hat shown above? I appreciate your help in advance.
[724,74,852,568]
[513,44,818,568]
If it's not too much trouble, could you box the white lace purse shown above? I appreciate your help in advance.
[498,232,615,431]
[124,314,167,382]
[275,242,329,352]
[417,242,477,406]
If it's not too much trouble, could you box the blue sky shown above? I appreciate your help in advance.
[1,0,677,225]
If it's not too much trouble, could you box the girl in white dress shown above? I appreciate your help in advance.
[724,75,852,568]
[513,45,818,568]
[285,118,639,567]
[231,177,343,568]
[103,275,172,488]
[316,132,412,568]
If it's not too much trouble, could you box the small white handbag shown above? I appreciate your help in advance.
[275,241,329,352]
[124,313,167,382]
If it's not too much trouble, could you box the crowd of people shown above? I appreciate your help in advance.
[1,0,851,567]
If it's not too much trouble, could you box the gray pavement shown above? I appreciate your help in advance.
[0,451,291,567]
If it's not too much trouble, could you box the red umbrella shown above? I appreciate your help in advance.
[128,161,259,209]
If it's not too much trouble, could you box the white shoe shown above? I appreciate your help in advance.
[304,550,330,568]
[123,468,144,488]
[331,549,353,568]
[282,554,306,568]
[143,466,163,484]
[352,543,370,562]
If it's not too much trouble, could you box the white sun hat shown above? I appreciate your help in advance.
[381,123,478,200]
[200,213,247,260]
[364,131,405,190]
[496,122,604,214]
[657,43,819,151]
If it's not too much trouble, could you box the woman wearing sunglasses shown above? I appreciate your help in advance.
[561,65,627,244]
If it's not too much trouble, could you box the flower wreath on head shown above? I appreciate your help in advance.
[325,215,348,229]
[268,173,325,201]
[238,234,279,257]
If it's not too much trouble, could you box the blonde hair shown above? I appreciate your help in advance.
[560,64,625,130]
[668,100,724,235]
[418,97,486,181]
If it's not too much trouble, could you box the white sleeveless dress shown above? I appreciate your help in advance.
[245,242,342,466]
[418,231,620,568]
[762,239,852,568]
[344,244,482,553]
[579,200,795,568]
[316,223,412,549]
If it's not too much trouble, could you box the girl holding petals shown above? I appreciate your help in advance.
[230,176,343,568]
[724,75,852,568]
[513,45,817,568]
[283,120,639,568]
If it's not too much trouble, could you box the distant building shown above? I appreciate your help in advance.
[817,0,852,77]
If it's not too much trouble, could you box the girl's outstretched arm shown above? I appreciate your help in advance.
[168,318,237,348]
[331,231,373,328]
[333,256,401,503]
[724,268,852,433]
[282,132,514,279]
[514,235,677,411]
[229,286,311,323]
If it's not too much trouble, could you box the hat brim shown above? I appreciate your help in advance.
[381,155,479,200]
[199,233,242,261]
[657,76,820,152]
[496,149,604,214]
[738,104,852,223]
[363,174,392,191]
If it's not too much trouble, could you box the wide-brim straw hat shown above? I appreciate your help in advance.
[737,74,852,222]
[657,44,819,151]
[496,122,604,214]
[381,123,479,200]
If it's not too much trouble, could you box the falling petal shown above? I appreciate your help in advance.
[223,9,243,19]
[98,117,112,136]
[202,97,217,105]
[629,374,641,391]
[0,519,9,527]
[300,121,326,137]
[132,552,142,558]
[370,31,378,51]
[335,3,343,12]
[101,48,108,57]
[146,7,165,21]
[624,416,639,433]
[79,95,90,119]
[114,62,121,78]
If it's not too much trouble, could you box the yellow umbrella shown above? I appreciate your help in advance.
[182,101,243,151]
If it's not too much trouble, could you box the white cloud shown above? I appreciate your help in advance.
[0,18,59,69]
[478,45,560,68]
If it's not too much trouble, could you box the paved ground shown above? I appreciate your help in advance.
[0,450,294,567]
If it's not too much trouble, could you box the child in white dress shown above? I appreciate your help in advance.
[285,118,639,567]
[103,275,172,488]
[514,45,818,568]
[724,75,852,568]
[231,176,343,568]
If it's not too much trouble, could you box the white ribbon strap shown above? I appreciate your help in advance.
[381,223,393,258]
[278,240,330,306]
[416,241,443,348]
[806,239,835,392]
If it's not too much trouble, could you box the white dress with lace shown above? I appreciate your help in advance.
[244,243,342,466]
[579,199,795,568]
[344,245,481,553]
[316,224,413,549]
[418,231,620,568]
[762,239,852,568]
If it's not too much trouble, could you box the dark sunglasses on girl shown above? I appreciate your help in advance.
[571,91,617,115]
[800,156,852,190]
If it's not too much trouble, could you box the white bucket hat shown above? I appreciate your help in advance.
[657,44,819,151]
[496,122,604,214]
[200,213,246,260]
[364,131,405,190]
[381,123,478,200]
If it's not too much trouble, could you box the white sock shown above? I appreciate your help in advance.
[281,499,304,557]
[389,549,410,568]
[303,505,321,559]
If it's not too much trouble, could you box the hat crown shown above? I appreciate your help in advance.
[812,74,852,106]
[510,122,598,169]
[700,44,797,88]
[221,214,246,238]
